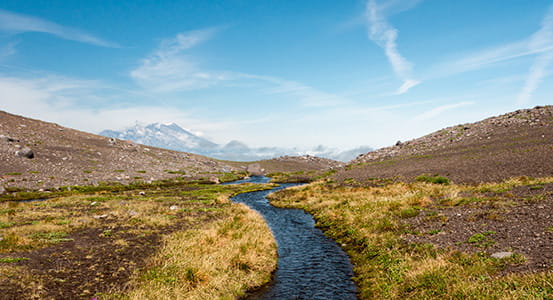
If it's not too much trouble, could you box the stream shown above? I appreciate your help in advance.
[227,176,357,300]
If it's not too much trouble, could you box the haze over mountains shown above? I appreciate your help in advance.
[100,123,372,162]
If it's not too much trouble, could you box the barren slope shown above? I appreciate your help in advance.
[0,111,235,191]
[337,106,553,184]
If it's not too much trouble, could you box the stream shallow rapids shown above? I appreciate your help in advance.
[227,177,358,300]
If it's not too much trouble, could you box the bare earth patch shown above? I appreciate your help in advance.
[403,182,553,273]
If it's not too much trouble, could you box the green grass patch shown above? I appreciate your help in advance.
[415,174,450,185]
[0,257,29,263]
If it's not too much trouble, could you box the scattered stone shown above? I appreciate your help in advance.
[169,205,179,211]
[90,202,97,206]
[139,191,146,196]
[396,140,403,146]
[93,214,108,219]
[16,147,34,159]
[246,163,264,176]
[0,234,3,241]
[128,209,138,217]
[491,251,514,259]
[209,177,220,184]
[0,186,5,194]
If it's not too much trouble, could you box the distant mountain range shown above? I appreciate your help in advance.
[99,123,372,162]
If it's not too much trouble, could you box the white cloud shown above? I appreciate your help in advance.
[414,101,473,121]
[130,28,236,92]
[0,9,118,47]
[517,4,553,104]
[365,0,421,94]
[131,30,349,107]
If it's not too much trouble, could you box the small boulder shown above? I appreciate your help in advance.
[169,205,179,211]
[246,163,264,176]
[491,251,514,259]
[209,177,220,184]
[0,135,19,142]
[16,147,34,159]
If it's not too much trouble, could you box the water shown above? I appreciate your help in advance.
[228,177,357,300]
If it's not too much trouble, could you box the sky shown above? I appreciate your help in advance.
[0,0,552,151]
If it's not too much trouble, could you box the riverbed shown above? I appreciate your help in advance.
[227,177,357,299]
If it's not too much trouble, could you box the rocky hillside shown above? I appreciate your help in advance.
[0,111,238,191]
[223,155,344,175]
[338,106,553,184]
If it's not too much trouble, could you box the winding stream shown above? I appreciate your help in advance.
[227,177,357,300]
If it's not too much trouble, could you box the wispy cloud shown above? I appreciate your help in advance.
[365,0,421,95]
[130,28,236,92]
[517,4,553,104]
[0,9,118,47]
[250,75,348,107]
[431,3,553,104]
[132,29,348,107]
[0,41,18,60]
[414,101,473,121]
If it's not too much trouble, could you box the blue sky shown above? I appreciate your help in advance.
[0,0,552,150]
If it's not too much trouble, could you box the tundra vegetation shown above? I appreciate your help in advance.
[0,178,277,299]
[268,176,553,299]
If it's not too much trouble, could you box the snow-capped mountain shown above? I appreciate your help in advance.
[100,123,218,156]
[99,123,372,162]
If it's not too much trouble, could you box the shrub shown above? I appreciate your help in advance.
[415,174,450,185]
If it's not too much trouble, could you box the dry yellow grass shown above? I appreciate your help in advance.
[1,182,279,299]
[268,177,553,299]
[123,203,276,300]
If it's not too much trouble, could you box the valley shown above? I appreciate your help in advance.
[1,106,552,299]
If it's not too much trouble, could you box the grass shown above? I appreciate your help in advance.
[122,204,276,300]
[268,176,553,299]
[467,231,496,248]
[0,257,29,263]
[415,174,450,185]
[0,180,279,299]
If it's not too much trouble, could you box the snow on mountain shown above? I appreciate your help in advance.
[99,123,217,156]
[99,123,371,162]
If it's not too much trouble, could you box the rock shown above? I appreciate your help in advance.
[139,191,146,196]
[16,147,34,159]
[0,186,5,194]
[209,177,220,184]
[395,140,403,146]
[246,163,264,176]
[93,214,108,219]
[128,209,138,217]
[169,205,179,211]
[0,135,19,142]
[491,251,514,259]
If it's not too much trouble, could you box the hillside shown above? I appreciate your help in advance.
[0,111,238,191]
[268,106,553,299]
[223,155,344,174]
[0,111,343,192]
[337,106,553,184]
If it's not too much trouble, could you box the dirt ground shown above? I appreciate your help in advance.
[403,182,553,273]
